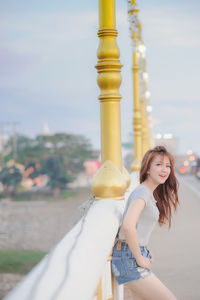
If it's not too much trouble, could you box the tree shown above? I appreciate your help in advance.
[41,156,73,195]
[0,166,22,195]
[35,133,94,176]
[3,132,94,193]
[24,161,41,179]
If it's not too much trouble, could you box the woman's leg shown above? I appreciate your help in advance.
[124,285,145,300]
[125,273,177,300]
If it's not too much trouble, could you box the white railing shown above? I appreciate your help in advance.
[4,172,139,300]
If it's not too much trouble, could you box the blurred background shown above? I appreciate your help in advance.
[1,0,200,176]
[0,0,200,299]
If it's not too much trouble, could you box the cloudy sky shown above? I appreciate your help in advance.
[1,0,200,155]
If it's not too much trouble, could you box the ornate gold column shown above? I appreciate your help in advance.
[146,111,152,149]
[91,0,129,199]
[128,0,153,161]
[131,30,142,171]
[141,98,149,156]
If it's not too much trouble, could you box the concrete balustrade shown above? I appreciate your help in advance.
[4,173,139,300]
[4,199,124,300]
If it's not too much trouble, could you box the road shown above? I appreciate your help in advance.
[179,173,200,198]
[125,174,200,300]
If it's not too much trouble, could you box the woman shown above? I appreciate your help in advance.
[111,146,179,300]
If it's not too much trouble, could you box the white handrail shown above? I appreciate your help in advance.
[4,199,124,300]
[4,172,139,300]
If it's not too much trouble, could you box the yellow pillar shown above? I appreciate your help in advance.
[131,31,142,171]
[96,277,102,300]
[147,114,152,149]
[140,59,150,155]
[91,0,130,199]
[141,97,145,156]
[141,98,149,156]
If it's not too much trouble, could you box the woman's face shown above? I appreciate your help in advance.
[147,154,171,185]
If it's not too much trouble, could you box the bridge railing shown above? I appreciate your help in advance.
[4,173,139,300]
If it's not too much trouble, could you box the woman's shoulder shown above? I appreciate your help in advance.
[131,184,150,195]
[128,184,152,204]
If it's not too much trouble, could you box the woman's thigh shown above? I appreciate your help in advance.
[125,273,177,300]
[124,285,145,300]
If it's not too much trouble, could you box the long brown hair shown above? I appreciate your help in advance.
[140,145,179,228]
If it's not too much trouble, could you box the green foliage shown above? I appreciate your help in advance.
[4,135,37,165]
[60,190,76,199]
[12,190,77,201]
[0,249,47,274]
[41,156,73,188]
[0,166,22,191]
[24,161,41,179]
[2,132,94,191]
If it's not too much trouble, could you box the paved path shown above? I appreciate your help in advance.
[125,175,200,300]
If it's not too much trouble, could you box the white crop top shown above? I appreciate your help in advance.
[118,184,160,246]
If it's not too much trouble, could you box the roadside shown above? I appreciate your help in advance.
[148,176,200,299]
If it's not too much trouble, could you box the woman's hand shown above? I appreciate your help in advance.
[136,256,152,270]
[149,252,154,263]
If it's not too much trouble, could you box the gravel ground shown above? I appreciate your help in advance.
[0,274,24,300]
[0,188,92,251]
[0,187,92,299]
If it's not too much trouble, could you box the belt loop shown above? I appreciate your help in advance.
[123,242,126,251]
[117,240,122,251]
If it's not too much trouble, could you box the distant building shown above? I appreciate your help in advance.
[43,122,51,136]
[153,134,178,156]
[84,160,101,176]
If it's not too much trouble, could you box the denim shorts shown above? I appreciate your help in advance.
[111,241,152,285]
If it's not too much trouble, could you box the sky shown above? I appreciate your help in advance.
[1,0,200,155]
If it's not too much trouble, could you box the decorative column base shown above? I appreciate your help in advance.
[91,160,127,200]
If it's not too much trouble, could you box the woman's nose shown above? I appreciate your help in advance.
[161,165,168,172]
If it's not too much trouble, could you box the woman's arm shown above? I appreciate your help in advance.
[122,198,151,270]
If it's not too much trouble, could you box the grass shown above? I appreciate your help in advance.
[60,190,76,199]
[11,189,76,202]
[13,192,51,201]
[0,249,48,275]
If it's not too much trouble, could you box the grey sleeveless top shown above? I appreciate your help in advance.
[118,184,159,246]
